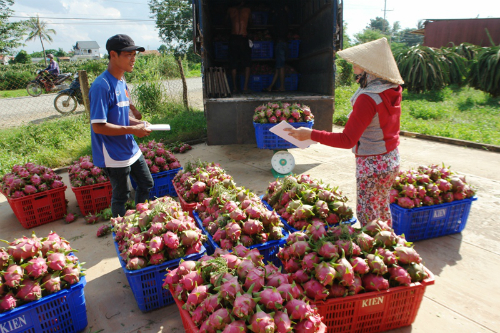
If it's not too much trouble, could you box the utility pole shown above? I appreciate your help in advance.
[382,0,393,37]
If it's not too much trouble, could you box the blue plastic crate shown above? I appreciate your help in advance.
[275,74,300,91]
[193,211,288,268]
[288,40,301,58]
[113,235,206,312]
[390,196,477,241]
[240,74,273,92]
[260,196,357,233]
[130,167,182,200]
[254,121,314,150]
[0,277,87,333]
[214,42,228,60]
[251,11,269,25]
[252,41,274,59]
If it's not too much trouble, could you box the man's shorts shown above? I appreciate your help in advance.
[229,35,252,70]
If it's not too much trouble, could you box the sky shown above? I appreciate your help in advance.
[8,0,500,55]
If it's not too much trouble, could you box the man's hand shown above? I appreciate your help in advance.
[132,122,152,138]
[283,127,313,141]
[130,104,142,120]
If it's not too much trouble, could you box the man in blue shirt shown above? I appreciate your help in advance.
[89,34,154,217]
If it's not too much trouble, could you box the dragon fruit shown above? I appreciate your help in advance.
[303,252,321,271]
[41,273,63,294]
[394,247,422,264]
[376,248,398,265]
[256,287,284,310]
[0,292,17,313]
[208,308,232,330]
[244,267,265,292]
[388,266,412,286]
[274,310,293,333]
[406,262,429,282]
[284,299,314,321]
[366,254,388,275]
[218,277,243,301]
[317,241,339,260]
[362,273,389,291]
[24,257,48,278]
[249,305,276,333]
[4,264,24,288]
[191,306,208,327]
[186,284,210,311]
[276,283,302,302]
[6,233,42,262]
[291,269,310,284]
[62,263,82,284]
[65,213,78,223]
[232,292,258,318]
[349,257,370,275]
[16,278,42,302]
[149,252,166,265]
[314,262,336,286]
[294,313,324,332]
[222,320,248,333]
[290,241,310,258]
[181,270,204,292]
[303,278,329,301]
[0,248,9,268]
[96,224,112,237]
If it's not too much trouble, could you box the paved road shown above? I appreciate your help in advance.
[0,77,204,128]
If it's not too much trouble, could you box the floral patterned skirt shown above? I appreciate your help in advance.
[355,148,400,226]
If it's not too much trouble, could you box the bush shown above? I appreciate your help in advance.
[0,70,33,90]
[468,46,500,97]
[335,58,353,86]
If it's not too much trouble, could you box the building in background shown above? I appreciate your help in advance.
[413,18,500,47]
[72,41,100,60]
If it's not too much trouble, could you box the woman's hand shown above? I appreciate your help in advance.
[283,127,312,141]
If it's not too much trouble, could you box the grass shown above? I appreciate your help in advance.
[0,88,29,98]
[0,104,206,176]
[334,84,500,145]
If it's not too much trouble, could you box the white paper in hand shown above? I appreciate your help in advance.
[269,121,316,149]
[146,124,171,131]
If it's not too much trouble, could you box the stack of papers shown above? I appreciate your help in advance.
[269,121,316,149]
[146,124,171,131]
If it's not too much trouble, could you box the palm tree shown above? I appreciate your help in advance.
[25,15,56,66]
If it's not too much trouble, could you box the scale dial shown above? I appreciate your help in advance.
[271,151,295,175]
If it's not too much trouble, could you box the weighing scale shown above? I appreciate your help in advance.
[271,150,295,178]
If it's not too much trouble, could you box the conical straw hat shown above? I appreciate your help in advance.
[337,37,404,85]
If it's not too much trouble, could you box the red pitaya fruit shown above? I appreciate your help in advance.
[62,263,82,284]
[127,242,148,257]
[397,196,415,209]
[294,312,324,332]
[244,267,265,292]
[307,220,327,241]
[274,310,293,333]
[363,220,391,236]
[394,247,422,264]
[41,272,62,294]
[356,232,375,252]
[276,282,302,302]
[366,253,388,275]
[84,213,100,224]
[232,292,258,319]
[126,257,146,270]
[147,236,164,254]
[24,257,48,278]
[191,306,208,327]
[178,260,197,275]
[0,292,17,312]
[242,219,264,235]
[257,287,284,310]
[180,230,201,247]
[221,254,241,270]
[16,278,42,301]
[221,320,247,333]
[7,233,42,262]
[291,269,310,285]
[376,248,398,265]
[0,248,10,268]
[363,273,390,291]
[181,270,204,292]
[303,252,321,272]
[236,259,256,280]
[284,299,314,321]
[373,230,397,248]
[232,244,249,257]
[450,177,465,192]
[303,278,329,301]
[208,308,231,330]
[334,253,355,286]
[290,241,310,258]
[406,262,429,282]
[226,222,242,241]
[335,239,361,256]
[149,252,166,265]
[349,257,369,275]
[96,224,112,237]
[388,266,412,286]
[218,276,243,301]
[201,294,222,314]
[389,188,399,203]
[314,262,336,286]
[348,274,364,296]
[185,284,210,311]
[249,305,276,333]
[284,259,300,273]
[4,264,24,288]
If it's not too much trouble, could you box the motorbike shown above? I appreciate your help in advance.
[26,69,73,97]
[53,74,84,115]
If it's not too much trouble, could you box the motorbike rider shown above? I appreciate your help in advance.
[43,54,60,88]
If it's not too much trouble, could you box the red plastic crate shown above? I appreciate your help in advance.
[314,268,435,333]
[172,181,197,218]
[71,182,112,216]
[4,186,67,229]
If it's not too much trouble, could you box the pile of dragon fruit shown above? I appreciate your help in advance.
[263,174,354,230]
[278,220,429,301]
[0,163,65,199]
[163,247,327,332]
[253,102,314,124]
[168,142,193,154]
[68,156,109,187]
[0,232,85,313]
[112,196,206,270]
[173,161,235,207]
[196,184,286,250]
[138,140,181,174]
[391,164,476,209]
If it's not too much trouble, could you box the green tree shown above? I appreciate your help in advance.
[25,14,56,66]
[158,44,168,54]
[31,48,57,58]
[149,0,192,57]
[368,16,390,33]
[0,0,26,53]
[54,47,67,57]
[13,49,30,63]
[353,29,388,45]
[342,23,352,49]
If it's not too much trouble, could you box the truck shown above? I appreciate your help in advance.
[192,0,343,145]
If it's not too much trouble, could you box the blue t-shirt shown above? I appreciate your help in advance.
[89,70,140,168]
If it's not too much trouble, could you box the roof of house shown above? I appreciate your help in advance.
[140,50,161,56]
[75,41,100,49]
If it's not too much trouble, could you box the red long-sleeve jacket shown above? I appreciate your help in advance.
[311,86,402,156]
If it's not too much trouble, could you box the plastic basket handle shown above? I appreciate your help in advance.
[34,193,49,201]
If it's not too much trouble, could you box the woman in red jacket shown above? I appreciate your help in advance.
[285,38,403,226]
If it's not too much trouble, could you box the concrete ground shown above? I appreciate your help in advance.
[1,126,499,333]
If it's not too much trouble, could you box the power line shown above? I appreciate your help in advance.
[11,15,155,21]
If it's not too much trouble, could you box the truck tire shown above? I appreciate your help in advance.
[26,82,43,97]
[54,93,77,115]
